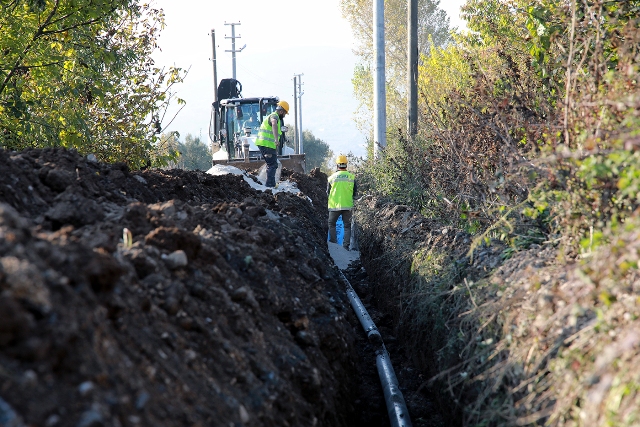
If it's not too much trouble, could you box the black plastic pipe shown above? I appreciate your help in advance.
[339,272,413,427]
[344,280,382,345]
[377,345,413,427]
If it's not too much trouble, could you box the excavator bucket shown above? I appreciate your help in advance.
[277,154,306,174]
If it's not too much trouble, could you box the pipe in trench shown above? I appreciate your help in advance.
[377,345,412,427]
[344,281,382,345]
[339,272,413,427]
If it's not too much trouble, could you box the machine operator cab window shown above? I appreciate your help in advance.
[221,100,280,158]
[225,103,254,138]
[225,101,278,139]
[261,101,277,119]
[241,106,261,134]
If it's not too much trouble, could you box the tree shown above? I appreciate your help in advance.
[0,0,185,168]
[303,130,334,173]
[286,127,333,172]
[340,0,452,134]
[177,134,211,171]
[157,131,180,166]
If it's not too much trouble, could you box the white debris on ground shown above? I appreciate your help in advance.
[206,164,309,200]
[327,242,360,270]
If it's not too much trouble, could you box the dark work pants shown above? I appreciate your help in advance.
[258,145,278,187]
[328,210,352,249]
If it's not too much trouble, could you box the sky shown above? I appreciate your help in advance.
[150,0,467,159]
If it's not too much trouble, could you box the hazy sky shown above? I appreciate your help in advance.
[151,0,467,158]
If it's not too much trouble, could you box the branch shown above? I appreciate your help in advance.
[21,60,65,69]
[460,100,517,149]
[41,4,119,37]
[0,0,61,96]
[563,0,577,146]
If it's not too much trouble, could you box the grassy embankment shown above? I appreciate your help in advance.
[355,1,640,425]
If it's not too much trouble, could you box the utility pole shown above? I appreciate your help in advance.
[373,0,387,158]
[293,77,298,154]
[224,22,246,80]
[210,29,218,103]
[294,73,304,154]
[408,0,418,137]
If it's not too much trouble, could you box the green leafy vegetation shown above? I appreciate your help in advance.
[0,0,185,168]
[286,127,334,173]
[160,132,211,171]
[349,0,640,425]
[340,0,452,134]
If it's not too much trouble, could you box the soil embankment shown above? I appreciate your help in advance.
[0,148,363,427]
[356,195,640,426]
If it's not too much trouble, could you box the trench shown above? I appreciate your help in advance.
[335,256,455,427]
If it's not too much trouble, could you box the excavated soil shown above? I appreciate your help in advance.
[0,148,368,427]
[0,147,454,427]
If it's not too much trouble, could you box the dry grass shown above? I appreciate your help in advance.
[357,199,640,426]
[354,2,640,425]
[457,214,640,427]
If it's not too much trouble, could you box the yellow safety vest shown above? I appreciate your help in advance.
[328,170,355,211]
[255,113,281,150]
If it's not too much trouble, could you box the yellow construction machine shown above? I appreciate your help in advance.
[209,78,306,174]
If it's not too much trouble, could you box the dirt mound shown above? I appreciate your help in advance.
[0,148,360,427]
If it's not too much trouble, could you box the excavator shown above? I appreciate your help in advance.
[209,78,306,174]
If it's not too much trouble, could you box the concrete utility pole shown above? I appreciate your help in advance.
[373,0,387,158]
[408,0,418,137]
[210,29,218,103]
[293,77,298,154]
[224,22,246,80]
[294,73,304,154]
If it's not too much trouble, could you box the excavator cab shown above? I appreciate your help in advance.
[216,98,279,159]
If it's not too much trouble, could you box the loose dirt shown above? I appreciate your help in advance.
[0,147,454,427]
[0,148,370,427]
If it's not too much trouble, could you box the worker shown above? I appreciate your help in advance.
[255,100,289,187]
[327,154,357,250]
[242,112,260,132]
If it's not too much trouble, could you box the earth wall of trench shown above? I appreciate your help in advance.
[354,197,509,425]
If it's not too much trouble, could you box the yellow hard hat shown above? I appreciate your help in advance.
[276,101,289,114]
[336,154,348,165]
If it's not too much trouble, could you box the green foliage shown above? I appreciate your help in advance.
[356,0,640,252]
[356,135,448,216]
[340,0,452,135]
[349,0,640,424]
[286,127,333,173]
[0,0,186,169]
[156,131,180,165]
[527,151,640,256]
[176,134,211,171]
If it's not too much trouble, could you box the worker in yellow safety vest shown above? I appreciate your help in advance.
[327,154,357,250]
[255,100,289,187]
